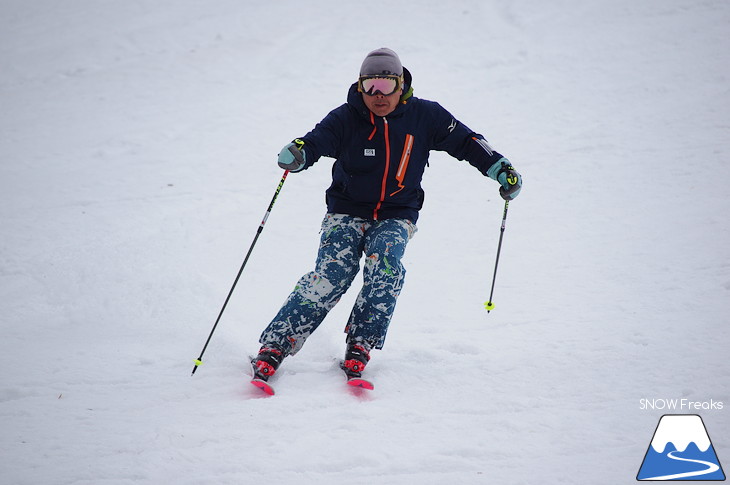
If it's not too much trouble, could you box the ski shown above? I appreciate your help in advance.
[250,378,275,396]
[340,360,374,390]
[346,377,374,390]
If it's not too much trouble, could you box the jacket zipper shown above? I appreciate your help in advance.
[390,133,414,196]
[373,117,390,220]
[367,111,377,140]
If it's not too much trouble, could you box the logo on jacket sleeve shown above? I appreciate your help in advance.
[364,149,376,156]
[448,119,457,133]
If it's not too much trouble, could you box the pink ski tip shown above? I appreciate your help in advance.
[251,379,275,396]
[347,378,374,390]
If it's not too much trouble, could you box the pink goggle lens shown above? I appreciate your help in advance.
[359,76,401,96]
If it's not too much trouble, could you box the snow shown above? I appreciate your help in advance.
[651,415,711,453]
[1,0,729,483]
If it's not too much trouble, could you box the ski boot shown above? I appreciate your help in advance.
[342,343,370,378]
[250,346,284,395]
[341,343,374,390]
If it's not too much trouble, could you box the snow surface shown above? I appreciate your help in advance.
[1,1,729,484]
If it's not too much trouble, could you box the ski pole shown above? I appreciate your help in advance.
[192,170,290,375]
[484,199,509,313]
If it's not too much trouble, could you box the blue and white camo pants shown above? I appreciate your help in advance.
[259,213,417,356]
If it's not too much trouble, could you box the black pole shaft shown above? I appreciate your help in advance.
[192,170,290,375]
[485,200,509,313]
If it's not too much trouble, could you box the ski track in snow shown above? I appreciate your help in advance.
[1,0,729,484]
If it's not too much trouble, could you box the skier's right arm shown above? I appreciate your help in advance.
[275,105,347,173]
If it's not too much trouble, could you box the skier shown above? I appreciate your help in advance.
[252,47,522,385]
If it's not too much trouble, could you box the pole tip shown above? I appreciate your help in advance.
[484,301,495,312]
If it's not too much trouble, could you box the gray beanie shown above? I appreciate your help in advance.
[359,48,403,77]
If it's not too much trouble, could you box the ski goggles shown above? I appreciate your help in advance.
[358,75,403,96]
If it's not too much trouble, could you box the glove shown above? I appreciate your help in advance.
[277,139,306,172]
[487,158,522,200]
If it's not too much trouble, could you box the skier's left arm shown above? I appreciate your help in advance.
[430,103,522,200]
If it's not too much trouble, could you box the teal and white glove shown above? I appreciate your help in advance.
[487,158,522,200]
[277,139,306,172]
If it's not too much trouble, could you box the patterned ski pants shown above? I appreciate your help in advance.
[259,213,417,356]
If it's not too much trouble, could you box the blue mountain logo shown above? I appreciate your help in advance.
[637,414,725,481]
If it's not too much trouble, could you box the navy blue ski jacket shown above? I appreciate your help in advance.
[297,71,507,223]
